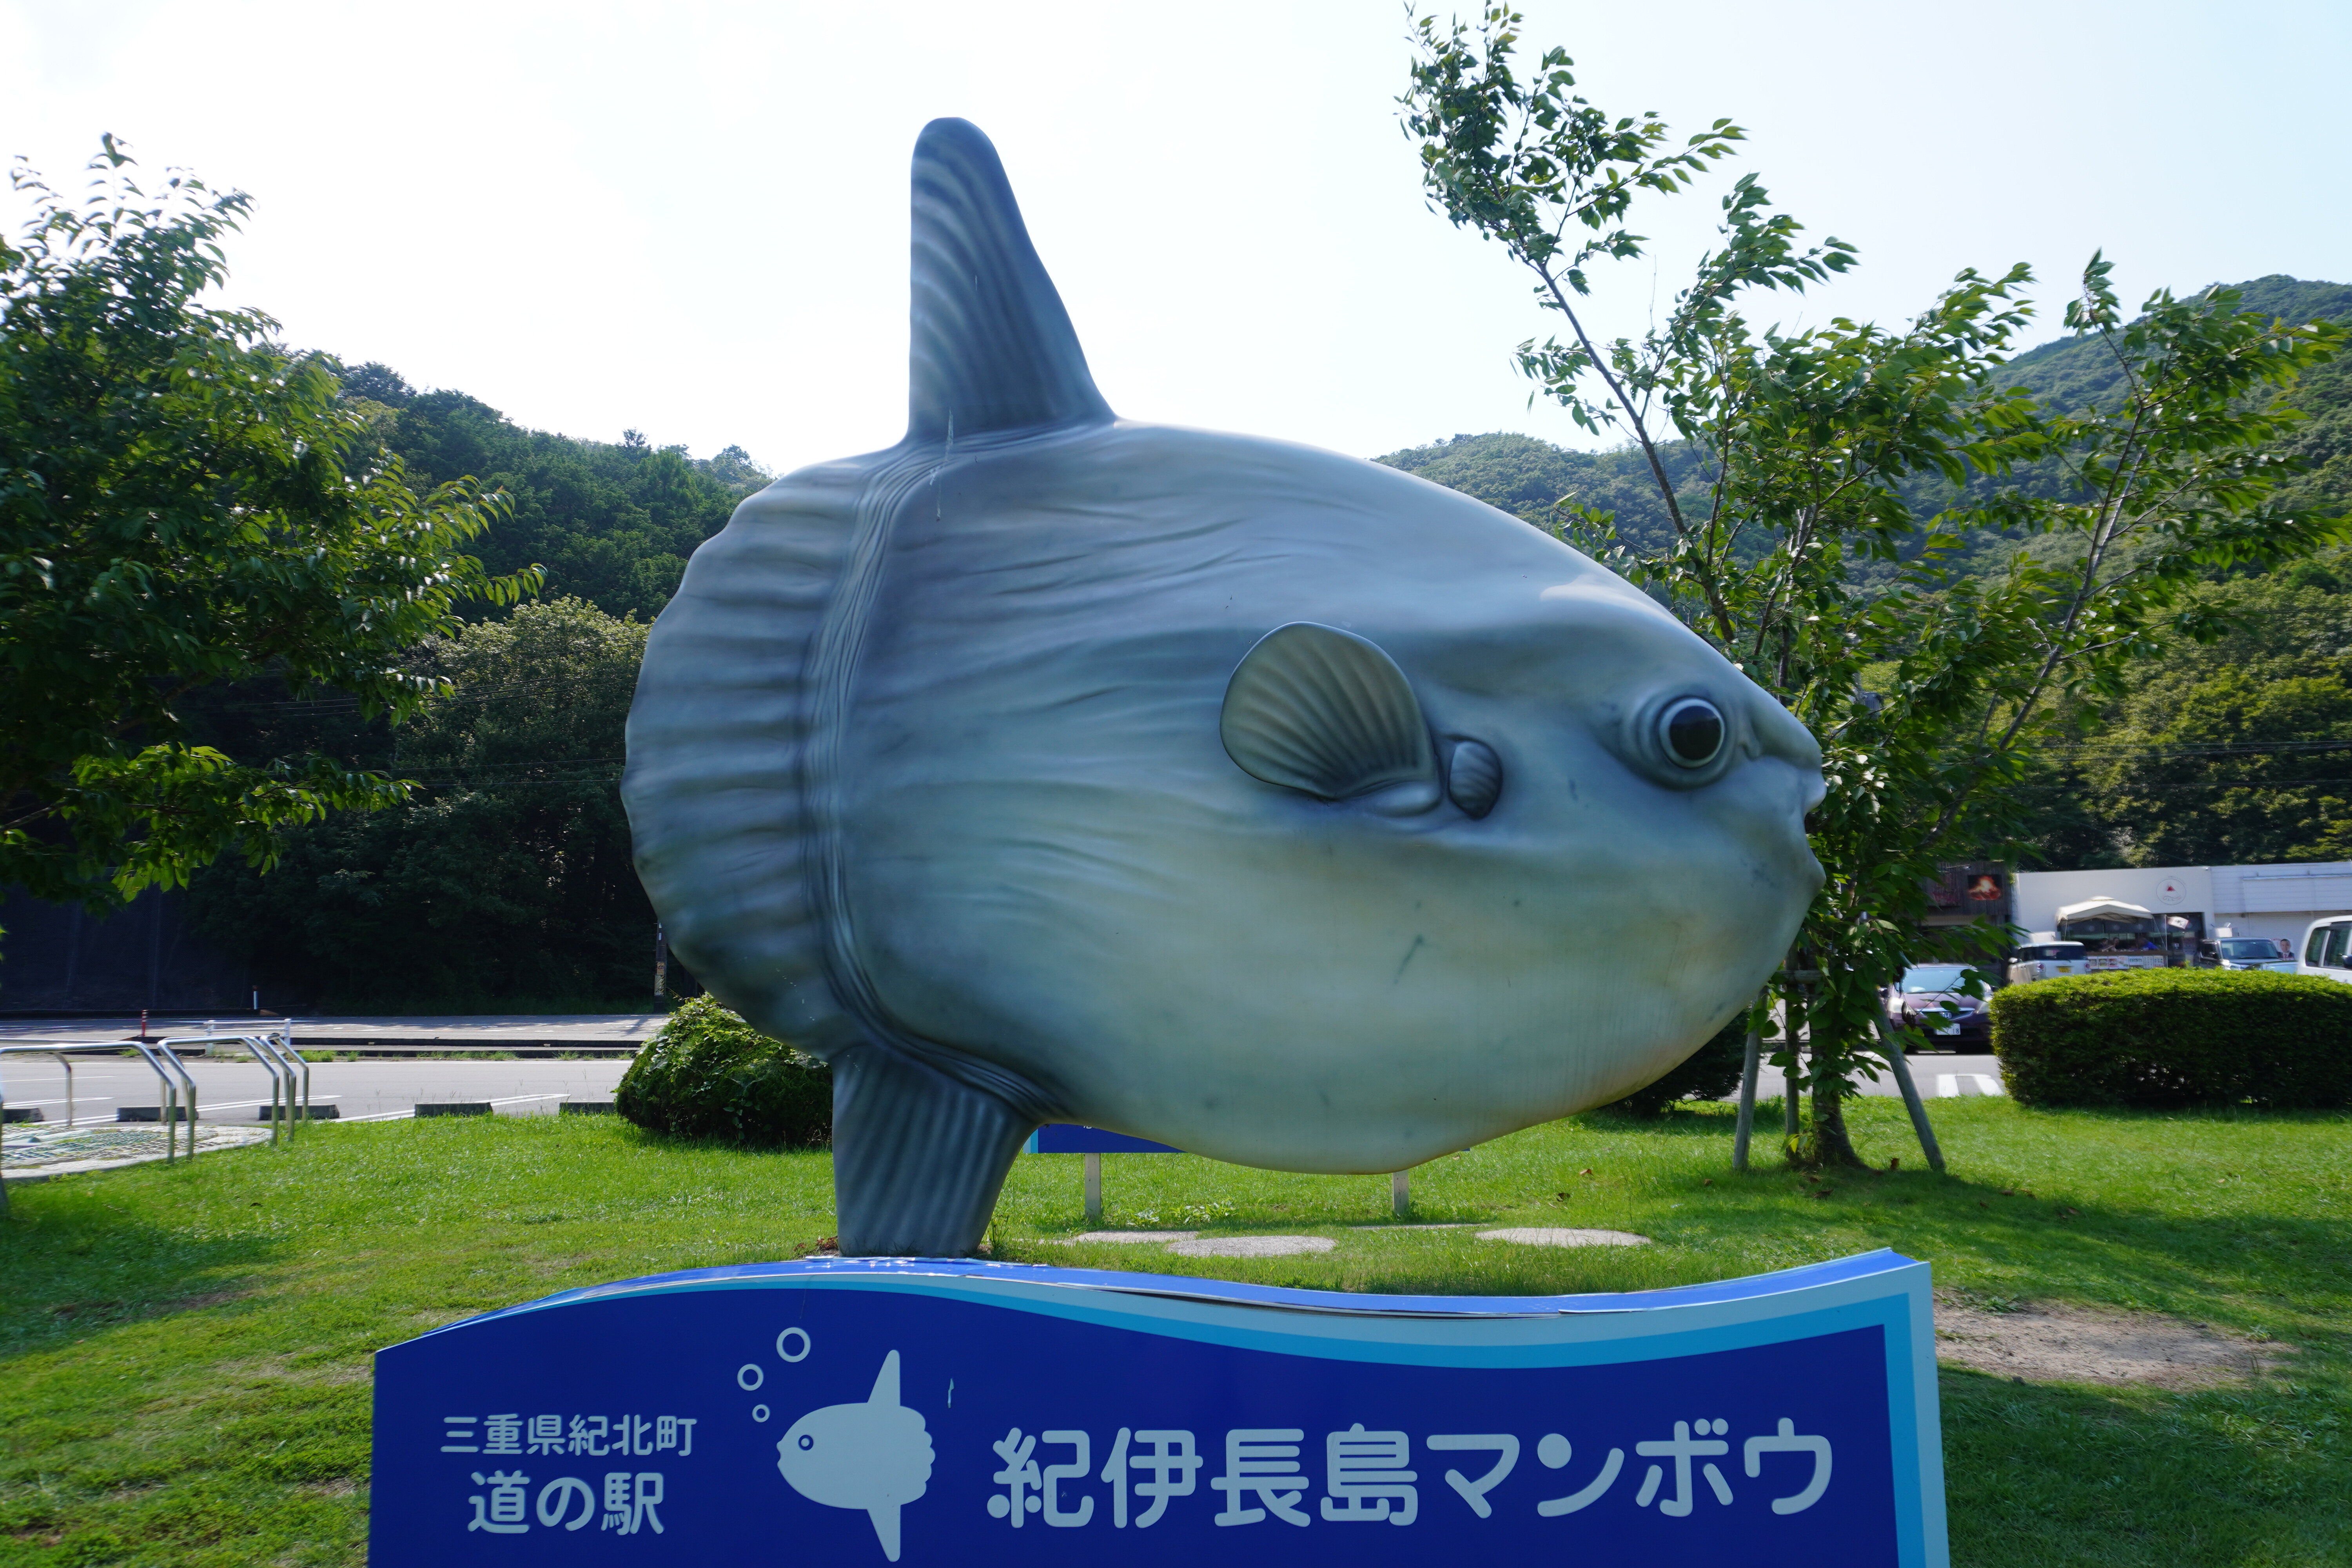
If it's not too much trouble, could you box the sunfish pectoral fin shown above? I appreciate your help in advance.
[867,1502,902,1562]
[1221,622,1441,809]
[868,1349,901,1408]
[907,118,1114,444]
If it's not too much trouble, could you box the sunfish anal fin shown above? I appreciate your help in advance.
[907,117,1114,445]
[831,1044,1040,1255]
[868,1501,902,1562]
[868,1348,901,1408]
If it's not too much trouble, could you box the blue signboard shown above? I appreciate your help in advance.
[1025,1124,1182,1154]
[370,1251,1946,1566]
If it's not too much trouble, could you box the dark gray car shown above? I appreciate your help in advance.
[1885,963,1991,1045]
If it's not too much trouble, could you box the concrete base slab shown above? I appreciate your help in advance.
[1166,1235,1336,1258]
[1477,1227,1651,1247]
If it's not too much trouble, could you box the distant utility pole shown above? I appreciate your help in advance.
[654,923,668,1000]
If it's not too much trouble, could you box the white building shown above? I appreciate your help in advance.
[2014,862,2352,957]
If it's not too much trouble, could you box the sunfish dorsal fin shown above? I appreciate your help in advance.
[867,1348,902,1408]
[908,118,1113,443]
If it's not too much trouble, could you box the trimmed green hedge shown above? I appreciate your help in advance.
[1992,968,2352,1108]
[615,996,832,1146]
[1608,1016,1748,1116]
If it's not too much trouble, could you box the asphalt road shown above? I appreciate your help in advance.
[1755,1053,2005,1100]
[0,1053,632,1126]
[0,1014,666,1049]
[0,1047,2003,1130]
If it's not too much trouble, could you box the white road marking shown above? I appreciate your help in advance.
[1935,1073,2005,1097]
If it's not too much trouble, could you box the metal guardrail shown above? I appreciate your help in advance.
[156,1031,306,1145]
[0,1027,303,1161]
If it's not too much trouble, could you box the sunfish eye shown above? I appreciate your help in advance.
[797,1434,815,1450]
[1661,699,1725,768]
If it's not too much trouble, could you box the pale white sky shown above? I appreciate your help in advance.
[5,1,2345,477]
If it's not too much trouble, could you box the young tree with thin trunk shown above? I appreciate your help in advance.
[1403,6,2345,1165]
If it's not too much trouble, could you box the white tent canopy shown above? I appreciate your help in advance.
[2055,897,2155,923]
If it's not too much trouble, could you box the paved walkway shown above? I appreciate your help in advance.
[3,1123,274,1181]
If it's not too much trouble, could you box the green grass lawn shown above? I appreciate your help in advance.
[1,1095,2345,1565]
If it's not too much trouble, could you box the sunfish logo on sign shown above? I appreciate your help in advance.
[370,1251,1947,1566]
[775,1350,935,1559]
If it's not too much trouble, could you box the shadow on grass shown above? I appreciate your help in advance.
[0,1195,278,1364]
[1572,1104,1786,1137]
[1938,1364,2350,1564]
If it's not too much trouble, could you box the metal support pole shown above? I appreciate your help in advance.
[248,1032,303,1137]
[158,1045,199,1156]
[1783,970,1816,1152]
[1782,1044,1802,1144]
[1391,1169,1410,1218]
[284,1025,309,1121]
[1873,1018,1946,1172]
[224,1035,286,1143]
[1083,1151,1102,1222]
[120,1043,181,1161]
[1732,1028,1762,1173]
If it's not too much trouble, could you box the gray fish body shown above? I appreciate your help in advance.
[623,120,1824,1254]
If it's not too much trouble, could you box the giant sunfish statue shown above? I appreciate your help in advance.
[622,118,1825,1257]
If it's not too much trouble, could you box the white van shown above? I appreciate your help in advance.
[2008,936,2093,985]
[2296,917,2352,984]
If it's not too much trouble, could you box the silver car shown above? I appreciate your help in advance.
[2215,936,2296,973]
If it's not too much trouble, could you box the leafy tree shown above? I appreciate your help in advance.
[187,597,656,1008]
[1404,8,2345,1166]
[2040,547,2352,866]
[0,140,532,911]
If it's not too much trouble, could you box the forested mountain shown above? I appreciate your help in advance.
[1377,431,1679,552]
[1991,276,2352,420]
[1381,276,2352,548]
[326,359,770,622]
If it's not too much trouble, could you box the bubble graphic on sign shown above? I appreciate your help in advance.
[774,1349,935,1561]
